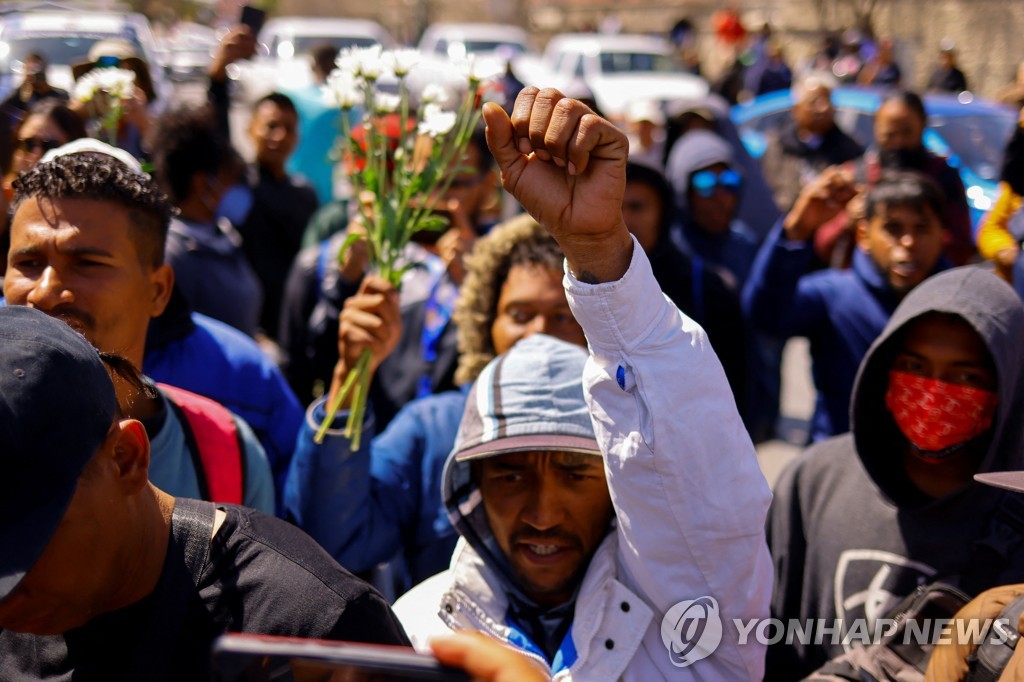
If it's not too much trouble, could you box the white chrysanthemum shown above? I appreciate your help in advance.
[453,55,503,86]
[335,49,360,77]
[73,67,136,103]
[420,83,449,106]
[374,92,401,114]
[353,44,386,80]
[324,70,363,109]
[418,104,457,137]
[386,48,421,77]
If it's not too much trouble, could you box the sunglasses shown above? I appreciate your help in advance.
[96,55,122,68]
[690,168,742,197]
[18,136,62,154]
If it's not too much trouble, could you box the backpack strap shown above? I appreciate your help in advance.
[121,498,216,680]
[158,384,245,506]
[965,595,1024,682]
[171,497,216,584]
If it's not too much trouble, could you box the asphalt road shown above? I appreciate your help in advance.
[757,338,813,489]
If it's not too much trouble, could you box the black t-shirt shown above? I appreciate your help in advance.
[0,500,410,680]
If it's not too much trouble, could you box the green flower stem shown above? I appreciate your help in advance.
[102,95,122,145]
[343,350,374,451]
[312,351,366,444]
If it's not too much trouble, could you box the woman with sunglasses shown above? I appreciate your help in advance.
[0,101,86,277]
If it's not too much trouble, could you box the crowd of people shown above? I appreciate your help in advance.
[2,15,1024,682]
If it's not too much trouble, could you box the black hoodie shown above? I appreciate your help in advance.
[766,267,1024,679]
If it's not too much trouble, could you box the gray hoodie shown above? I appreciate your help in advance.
[766,267,1024,680]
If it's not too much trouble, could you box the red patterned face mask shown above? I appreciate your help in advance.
[885,370,999,457]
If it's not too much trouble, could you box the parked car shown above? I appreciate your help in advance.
[417,22,531,60]
[0,7,170,104]
[731,87,1019,228]
[231,16,394,102]
[521,33,708,120]
[157,22,218,83]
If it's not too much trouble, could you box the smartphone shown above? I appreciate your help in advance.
[239,4,267,36]
[213,633,471,682]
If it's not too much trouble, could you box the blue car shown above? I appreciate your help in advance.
[731,87,1019,229]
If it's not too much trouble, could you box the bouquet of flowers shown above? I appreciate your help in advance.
[72,67,137,145]
[314,46,500,448]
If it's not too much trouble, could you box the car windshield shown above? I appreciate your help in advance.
[0,32,143,67]
[461,40,524,54]
[599,51,674,74]
[928,112,1017,181]
[288,35,379,55]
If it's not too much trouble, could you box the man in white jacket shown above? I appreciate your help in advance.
[393,87,773,680]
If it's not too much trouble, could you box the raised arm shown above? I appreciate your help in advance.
[743,166,857,337]
[484,88,774,680]
[483,88,632,284]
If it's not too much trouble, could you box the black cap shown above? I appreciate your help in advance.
[0,307,117,600]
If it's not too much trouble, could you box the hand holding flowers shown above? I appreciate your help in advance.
[315,46,499,447]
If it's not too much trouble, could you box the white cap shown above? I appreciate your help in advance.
[41,138,145,175]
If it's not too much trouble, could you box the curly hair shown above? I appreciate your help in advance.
[148,104,237,204]
[12,152,174,267]
[453,213,564,385]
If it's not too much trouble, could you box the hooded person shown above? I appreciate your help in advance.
[393,329,772,679]
[284,216,587,594]
[766,266,1024,680]
[664,95,782,240]
[623,161,750,425]
[667,130,784,442]
[664,128,761,291]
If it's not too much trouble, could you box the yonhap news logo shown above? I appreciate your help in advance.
[660,596,723,667]
[660,593,1020,669]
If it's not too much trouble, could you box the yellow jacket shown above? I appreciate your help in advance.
[977,182,1022,260]
[925,583,1024,681]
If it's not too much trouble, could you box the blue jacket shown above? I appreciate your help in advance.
[145,310,304,505]
[284,389,466,587]
[675,217,761,291]
[742,219,945,441]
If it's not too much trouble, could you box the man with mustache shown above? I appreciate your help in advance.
[389,88,773,679]
[3,143,275,513]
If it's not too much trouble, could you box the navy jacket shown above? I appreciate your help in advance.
[742,219,946,441]
[284,389,466,589]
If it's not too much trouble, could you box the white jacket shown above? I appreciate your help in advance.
[394,238,773,680]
